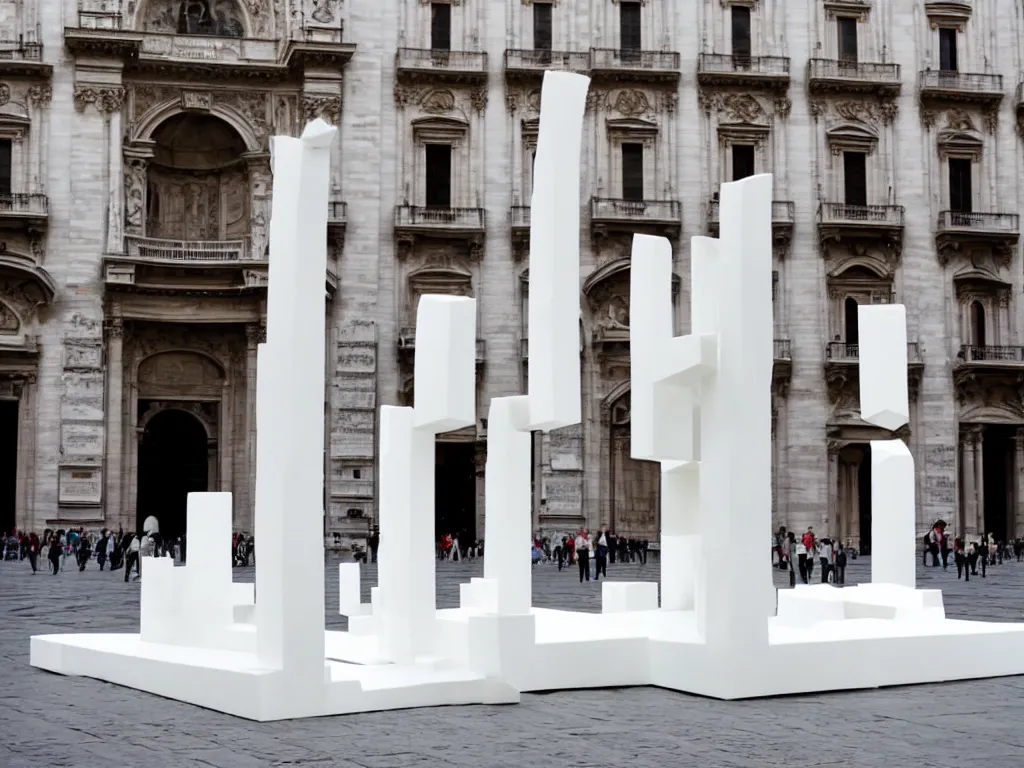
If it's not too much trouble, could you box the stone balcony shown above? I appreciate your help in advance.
[817,202,904,252]
[918,70,1004,107]
[327,200,347,242]
[398,326,486,364]
[395,48,488,85]
[509,205,531,259]
[64,15,353,79]
[589,48,680,84]
[0,38,50,78]
[825,340,924,398]
[953,345,1024,400]
[697,53,790,92]
[0,194,48,229]
[935,211,1020,264]
[590,197,681,240]
[773,338,792,395]
[807,58,901,97]
[394,206,486,256]
[504,49,589,82]
[707,199,794,244]
[104,235,269,293]
[521,338,529,361]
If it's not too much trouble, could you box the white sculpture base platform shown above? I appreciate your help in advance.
[31,593,1024,719]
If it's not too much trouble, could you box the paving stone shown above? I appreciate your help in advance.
[3,555,1024,767]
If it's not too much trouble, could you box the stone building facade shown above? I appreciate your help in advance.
[3,0,1023,551]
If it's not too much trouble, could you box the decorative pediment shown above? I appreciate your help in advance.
[582,256,680,304]
[411,116,469,142]
[826,123,878,153]
[717,122,770,144]
[0,256,56,302]
[829,259,890,280]
[408,265,473,296]
[606,118,659,137]
[938,130,983,160]
[952,265,1006,286]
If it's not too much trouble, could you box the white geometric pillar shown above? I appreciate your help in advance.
[377,295,476,662]
[482,71,589,616]
[697,174,775,649]
[859,304,916,588]
[254,119,336,683]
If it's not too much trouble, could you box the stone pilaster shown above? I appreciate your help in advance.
[104,317,124,527]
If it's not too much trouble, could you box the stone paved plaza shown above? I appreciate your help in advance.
[3,556,1024,767]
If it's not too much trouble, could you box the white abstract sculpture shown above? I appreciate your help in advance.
[30,84,1024,722]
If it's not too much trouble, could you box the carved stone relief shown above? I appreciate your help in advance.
[142,0,246,36]
[27,85,51,108]
[146,167,248,241]
[124,158,148,233]
[218,90,269,138]
[0,82,9,107]
[310,0,339,24]
[303,94,342,125]
[0,300,19,333]
[73,87,125,115]
[419,89,456,114]
[701,93,769,125]
[273,94,299,135]
[505,87,542,115]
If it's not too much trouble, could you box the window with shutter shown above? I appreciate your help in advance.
[0,140,10,198]
[837,17,858,63]
[431,3,451,51]
[948,158,972,214]
[731,6,751,63]
[533,2,552,52]
[425,144,452,207]
[939,28,957,72]
[621,143,644,201]
[732,144,755,181]
[619,2,641,52]
[842,151,867,207]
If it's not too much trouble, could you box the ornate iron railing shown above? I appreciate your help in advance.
[124,235,247,262]
[504,49,589,72]
[699,53,790,76]
[591,48,680,71]
[828,341,921,362]
[591,198,681,222]
[395,205,486,229]
[937,210,1020,232]
[919,70,1003,93]
[808,58,901,82]
[819,203,905,226]
[958,345,1024,363]
[396,48,488,72]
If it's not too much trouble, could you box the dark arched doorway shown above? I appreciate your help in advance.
[137,409,209,540]
[844,297,860,345]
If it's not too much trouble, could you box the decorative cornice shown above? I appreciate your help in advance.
[74,86,125,115]
[302,94,342,125]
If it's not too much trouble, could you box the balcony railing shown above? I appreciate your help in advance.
[504,49,589,73]
[293,24,345,44]
[0,194,48,216]
[699,53,790,78]
[827,341,921,363]
[521,338,529,359]
[959,345,1024,363]
[919,70,1004,95]
[0,39,43,61]
[937,210,1020,234]
[328,201,347,222]
[124,235,248,262]
[819,203,905,227]
[395,205,486,230]
[509,206,531,228]
[75,11,123,29]
[590,48,680,73]
[396,48,488,74]
[591,198,681,223]
[808,58,901,85]
[774,339,791,360]
[708,199,794,228]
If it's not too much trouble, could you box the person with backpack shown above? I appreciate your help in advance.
[834,542,847,585]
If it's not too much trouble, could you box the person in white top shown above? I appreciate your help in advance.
[818,538,833,584]
[574,530,591,583]
[794,538,808,583]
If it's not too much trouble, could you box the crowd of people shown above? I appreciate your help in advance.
[530,529,650,583]
[772,526,848,586]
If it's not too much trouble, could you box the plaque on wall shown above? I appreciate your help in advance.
[58,465,103,506]
[61,422,105,457]
[61,371,104,421]
[63,340,103,371]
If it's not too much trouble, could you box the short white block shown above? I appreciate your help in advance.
[186,492,234,632]
[338,563,369,617]
[858,304,909,431]
[871,439,916,589]
[601,582,660,614]
[413,295,476,434]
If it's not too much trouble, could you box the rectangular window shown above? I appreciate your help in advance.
[620,1,641,51]
[431,2,451,51]
[732,144,755,181]
[425,143,452,207]
[949,158,972,213]
[939,28,958,72]
[621,142,644,201]
[842,151,867,207]
[0,140,10,198]
[533,2,552,52]
[837,17,858,63]
[731,5,751,62]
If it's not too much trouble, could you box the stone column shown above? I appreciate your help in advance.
[849,458,861,548]
[104,96,125,254]
[242,152,272,261]
[827,441,841,534]
[123,142,155,239]
[15,374,36,530]
[961,430,977,538]
[104,317,124,527]
[1014,429,1024,539]
[974,426,985,536]
[244,323,263,534]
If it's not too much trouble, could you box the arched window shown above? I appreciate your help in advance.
[844,296,859,346]
[970,300,986,348]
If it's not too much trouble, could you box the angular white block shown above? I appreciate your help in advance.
[140,556,178,643]
[413,295,476,434]
[601,582,660,614]
[871,439,916,589]
[186,492,234,632]
[527,71,589,432]
[338,563,370,617]
[858,304,909,431]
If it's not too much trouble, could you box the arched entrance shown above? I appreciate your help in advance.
[137,409,209,540]
[609,392,660,539]
[836,443,872,553]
